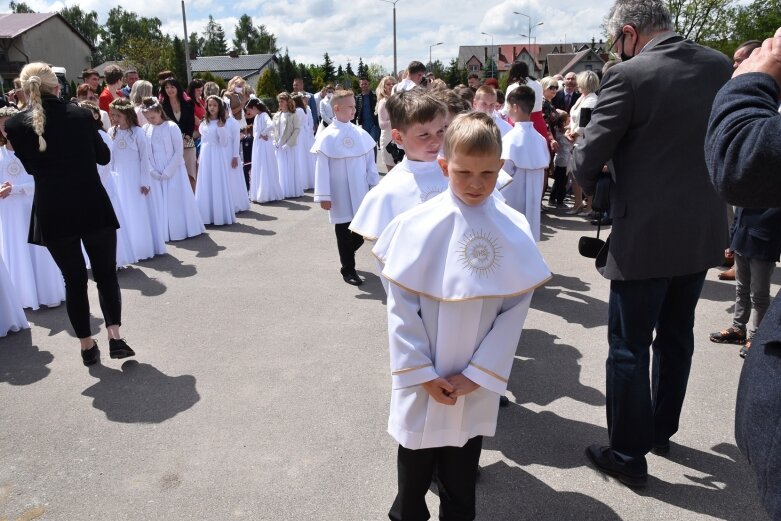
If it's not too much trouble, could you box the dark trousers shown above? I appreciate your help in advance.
[335,222,364,275]
[606,271,706,466]
[549,166,568,204]
[45,228,121,339]
[389,436,483,521]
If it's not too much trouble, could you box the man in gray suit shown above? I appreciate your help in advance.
[573,0,732,487]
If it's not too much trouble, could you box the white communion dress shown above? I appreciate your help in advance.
[249,112,283,203]
[195,119,236,226]
[0,255,28,336]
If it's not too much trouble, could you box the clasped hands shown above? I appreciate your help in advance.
[422,374,479,406]
[0,181,11,198]
[734,27,781,96]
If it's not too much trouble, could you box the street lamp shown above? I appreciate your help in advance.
[514,11,544,48]
[378,0,401,77]
[428,42,443,72]
[520,34,537,45]
[480,32,494,78]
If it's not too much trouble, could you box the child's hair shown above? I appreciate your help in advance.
[431,89,471,116]
[276,92,296,113]
[109,98,140,129]
[506,85,535,115]
[245,98,270,115]
[407,61,426,75]
[130,80,153,106]
[141,97,168,121]
[331,90,354,105]
[291,92,307,110]
[507,62,532,84]
[187,79,204,100]
[76,83,95,100]
[104,65,124,86]
[429,78,447,91]
[474,85,497,101]
[385,89,446,133]
[0,105,19,144]
[203,81,220,97]
[483,78,499,89]
[78,101,103,131]
[551,109,570,132]
[20,62,59,151]
[204,95,227,123]
[161,77,186,104]
[495,89,505,105]
[452,84,474,104]
[442,112,502,160]
[82,68,99,81]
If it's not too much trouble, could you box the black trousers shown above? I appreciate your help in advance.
[389,436,483,521]
[334,222,364,275]
[45,228,121,339]
[549,166,568,205]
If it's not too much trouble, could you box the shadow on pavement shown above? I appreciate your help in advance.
[138,253,197,279]
[355,270,386,304]
[26,306,104,338]
[0,329,53,386]
[531,285,608,330]
[477,461,623,520]
[83,360,199,423]
[264,198,311,211]
[242,208,279,222]
[699,278,738,303]
[511,329,604,407]
[169,232,226,258]
[118,266,167,297]
[218,223,276,237]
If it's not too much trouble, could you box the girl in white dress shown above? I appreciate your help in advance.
[292,94,315,190]
[79,102,138,268]
[224,114,249,213]
[109,99,166,260]
[0,253,28,336]
[141,97,205,241]
[273,92,302,198]
[0,106,65,309]
[245,99,283,203]
[195,95,236,226]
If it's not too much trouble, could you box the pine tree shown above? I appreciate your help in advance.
[357,58,367,78]
[202,15,228,56]
[322,53,335,82]
[337,65,344,81]
[188,32,205,58]
[172,36,187,83]
[345,60,354,78]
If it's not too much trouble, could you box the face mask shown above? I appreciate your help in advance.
[619,32,637,62]
[235,87,243,94]
[326,93,333,99]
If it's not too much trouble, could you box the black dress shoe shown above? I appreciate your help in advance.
[652,442,670,456]
[81,341,100,366]
[585,444,648,487]
[499,395,510,407]
[109,338,135,359]
[342,272,363,286]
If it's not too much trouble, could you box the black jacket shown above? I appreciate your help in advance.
[5,96,116,245]
[162,97,196,138]
[730,207,781,262]
[552,89,580,113]
[708,72,781,521]
[355,91,378,130]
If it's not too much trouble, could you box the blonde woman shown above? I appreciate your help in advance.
[5,62,134,365]
[375,75,397,172]
[129,80,153,126]
[565,70,600,215]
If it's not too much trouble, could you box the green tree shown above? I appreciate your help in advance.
[357,58,367,78]
[256,67,282,97]
[345,60,355,77]
[667,0,733,42]
[482,58,497,79]
[276,49,297,91]
[172,36,187,83]
[365,63,388,85]
[188,32,205,58]
[59,6,101,64]
[202,15,228,56]
[730,0,781,44]
[193,71,226,90]
[120,35,174,83]
[233,15,279,55]
[429,59,445,79]
[336,64,344,80]
[296,63,313,92]
[101,7,164,62]
[444,58,466,87]
[9,1,34,13]
[322,52,335,82]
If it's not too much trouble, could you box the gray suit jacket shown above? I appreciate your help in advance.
[573,32,732,280]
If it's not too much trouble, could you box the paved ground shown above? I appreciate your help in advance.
[1,187,778,521]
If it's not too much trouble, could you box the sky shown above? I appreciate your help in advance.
[19,0,615,72]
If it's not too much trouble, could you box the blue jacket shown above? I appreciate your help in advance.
[707,71,781,521]
[730,208,781,262]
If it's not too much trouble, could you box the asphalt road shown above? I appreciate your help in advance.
[1,191,777,521]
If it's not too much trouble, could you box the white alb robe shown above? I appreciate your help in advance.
[501,122,550,241]
[374,189,550,449]
[0,255,28,336]
[492,112,513,137]
[224,117,250,213]
[144,121,205,241]
[311,120,379,224]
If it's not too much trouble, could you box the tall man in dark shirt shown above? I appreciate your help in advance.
[355,77,379,142]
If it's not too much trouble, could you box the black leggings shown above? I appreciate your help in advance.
[45,228,121,339]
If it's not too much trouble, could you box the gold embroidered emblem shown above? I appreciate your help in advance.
[342,137,354,148]
[7,162,20,176]
[458,230,501,276]
[419,186,444,202]
[116,139,128,150]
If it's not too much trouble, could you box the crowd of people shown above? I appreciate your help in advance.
[0,0,780,518]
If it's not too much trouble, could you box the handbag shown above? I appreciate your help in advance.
[385,141,405,164]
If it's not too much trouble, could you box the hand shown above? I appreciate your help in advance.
[140,186,150,195]
[724,248,734,259]
[421,378,457,405]
[734,27,781,93]
[446,374,479,398]
[0,183,11,198]
[320,201,332,210]
[550,140,560,153]
[261,135,269,141]
[231,157,239,169]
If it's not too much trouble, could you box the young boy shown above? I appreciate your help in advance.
[473,86,512,137]
[312,90,379,286]
[374,112,550,520]
[350,89,448,242]
[501,85,550,241]
[393,61,427,93]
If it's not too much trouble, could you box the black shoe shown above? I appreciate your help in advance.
[81,341,100,366]
[499,395,510,407]
[585,445,648,488]
[109,338,135,359]
[739,339,752,359]
[651,441,670,456]
[342,272,363,286]
[709,326,747,345]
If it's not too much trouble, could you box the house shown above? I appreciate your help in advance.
[544,48,606,77]
[0,13,92,86]
[190,53,277,86]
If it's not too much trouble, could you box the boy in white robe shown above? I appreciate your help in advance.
[501,86,551,242]
[312,90,379,286]
[473,86,512,137]
[375,112,550,520]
